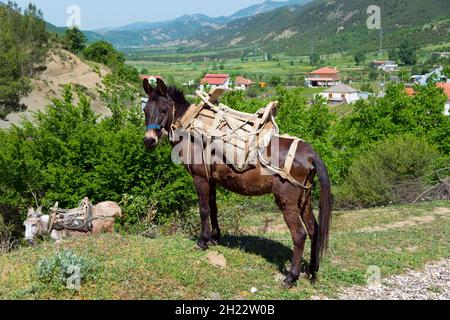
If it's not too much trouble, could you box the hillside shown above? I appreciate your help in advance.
[89,0,312,48]
[189,0,450,55]
[0,201,449,299]
[0,49,111,129]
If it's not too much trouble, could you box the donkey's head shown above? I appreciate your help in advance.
[23,207,49,245]
[142,78,175,150]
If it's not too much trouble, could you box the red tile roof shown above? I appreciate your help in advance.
[436,82,450,99]
[309,67,339,75]
[235,76,254,86]
[201,74,230,85]
[405,88,415,96]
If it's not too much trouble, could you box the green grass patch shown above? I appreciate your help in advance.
[0,201,449,300]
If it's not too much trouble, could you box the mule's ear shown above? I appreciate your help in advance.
[36,206,43,216]
[27,208,35,218]
[143,78,153,96]
[156,78,168,96]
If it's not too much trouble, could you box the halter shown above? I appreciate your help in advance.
[146,124,162,131]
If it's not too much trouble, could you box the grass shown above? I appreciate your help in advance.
[1,200,449,300]
[126,52,367,85]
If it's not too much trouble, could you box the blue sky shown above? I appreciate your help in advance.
[13,0,272,30]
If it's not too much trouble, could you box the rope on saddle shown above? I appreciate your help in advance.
[50,198,94,232]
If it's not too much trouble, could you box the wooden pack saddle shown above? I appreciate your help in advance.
[174,89,279,172]
[49,197,94,233]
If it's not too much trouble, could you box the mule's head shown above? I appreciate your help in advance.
[23,207,48,245]
[142,78,175,150]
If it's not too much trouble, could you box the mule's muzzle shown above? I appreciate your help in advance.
[144,137,157,149]
[144,129,159,149]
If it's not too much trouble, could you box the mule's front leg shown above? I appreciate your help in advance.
[209,182,221,245]
[194,177,212,250]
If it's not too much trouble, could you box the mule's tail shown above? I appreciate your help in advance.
[313,153,332,269]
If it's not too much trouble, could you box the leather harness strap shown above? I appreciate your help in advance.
[282,139,299,180]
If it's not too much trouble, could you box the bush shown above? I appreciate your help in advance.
[37,250,96,289]
[0,85,197,227]
[0,215,16,254]
[335,134,444,208]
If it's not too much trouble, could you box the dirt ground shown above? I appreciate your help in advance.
[338,259,450,300]
[0,49,112,129]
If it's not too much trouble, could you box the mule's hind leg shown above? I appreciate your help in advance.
[275,192,307,288]
[300,193,320,281]
[209,182,221,245]
[193,176,212,250]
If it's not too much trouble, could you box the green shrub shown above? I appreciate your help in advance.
[335,134,445,208]
[37,250,96,288]
[0,85,197,227]
[0,215,16,254]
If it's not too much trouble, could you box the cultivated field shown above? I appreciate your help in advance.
[1,200,448,300]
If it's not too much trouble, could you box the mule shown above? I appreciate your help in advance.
[24,202,122,244]
[142,78,332,288]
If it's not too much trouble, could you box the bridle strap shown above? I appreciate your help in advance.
[146,124,162,130]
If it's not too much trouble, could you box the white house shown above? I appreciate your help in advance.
[200,74,230,91]
[320,84,360,104]
[371,60,398,72]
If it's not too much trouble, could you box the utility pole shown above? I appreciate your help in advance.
[379,27,384,57]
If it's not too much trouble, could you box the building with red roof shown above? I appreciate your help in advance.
[200,74,230,90]
[235,76,255,90]
[305,67,341,87]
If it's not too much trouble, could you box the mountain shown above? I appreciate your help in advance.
[90,0,312,48]
[229,0,309,20]
[186,0,450,55]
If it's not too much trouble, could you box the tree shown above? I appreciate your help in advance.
[309,53,320,66]
[63,27,87,55]
[269,76,282,87]
[354,52,366,65]
[83,41,125,66]
[398,40,417,65]
[0,2,47,118]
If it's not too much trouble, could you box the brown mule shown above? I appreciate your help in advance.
[142,78,332,288]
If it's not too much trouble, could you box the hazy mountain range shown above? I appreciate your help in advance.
[45,0,450,55]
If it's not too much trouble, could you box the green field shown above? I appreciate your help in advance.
[1,200,449,300]
[126,53,366,85]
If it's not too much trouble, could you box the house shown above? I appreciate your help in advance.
[305,67,341,87]
[411,67,447,86]
[200,74,230,90]
[371,60,398,72]
[432,52,450,60]
[319,84,360,104]
[235,76,255,90]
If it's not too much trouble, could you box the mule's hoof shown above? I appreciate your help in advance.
[309,273,318,285]
[283,278,296,289]
[283,273,299,289]
[208,239,219,246]
[196,241,209,251]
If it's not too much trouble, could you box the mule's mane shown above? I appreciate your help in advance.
[167,86,190,120]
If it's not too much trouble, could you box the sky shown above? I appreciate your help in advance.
[12,0,273,30]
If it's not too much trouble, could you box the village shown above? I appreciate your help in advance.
[139,54,450,116]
